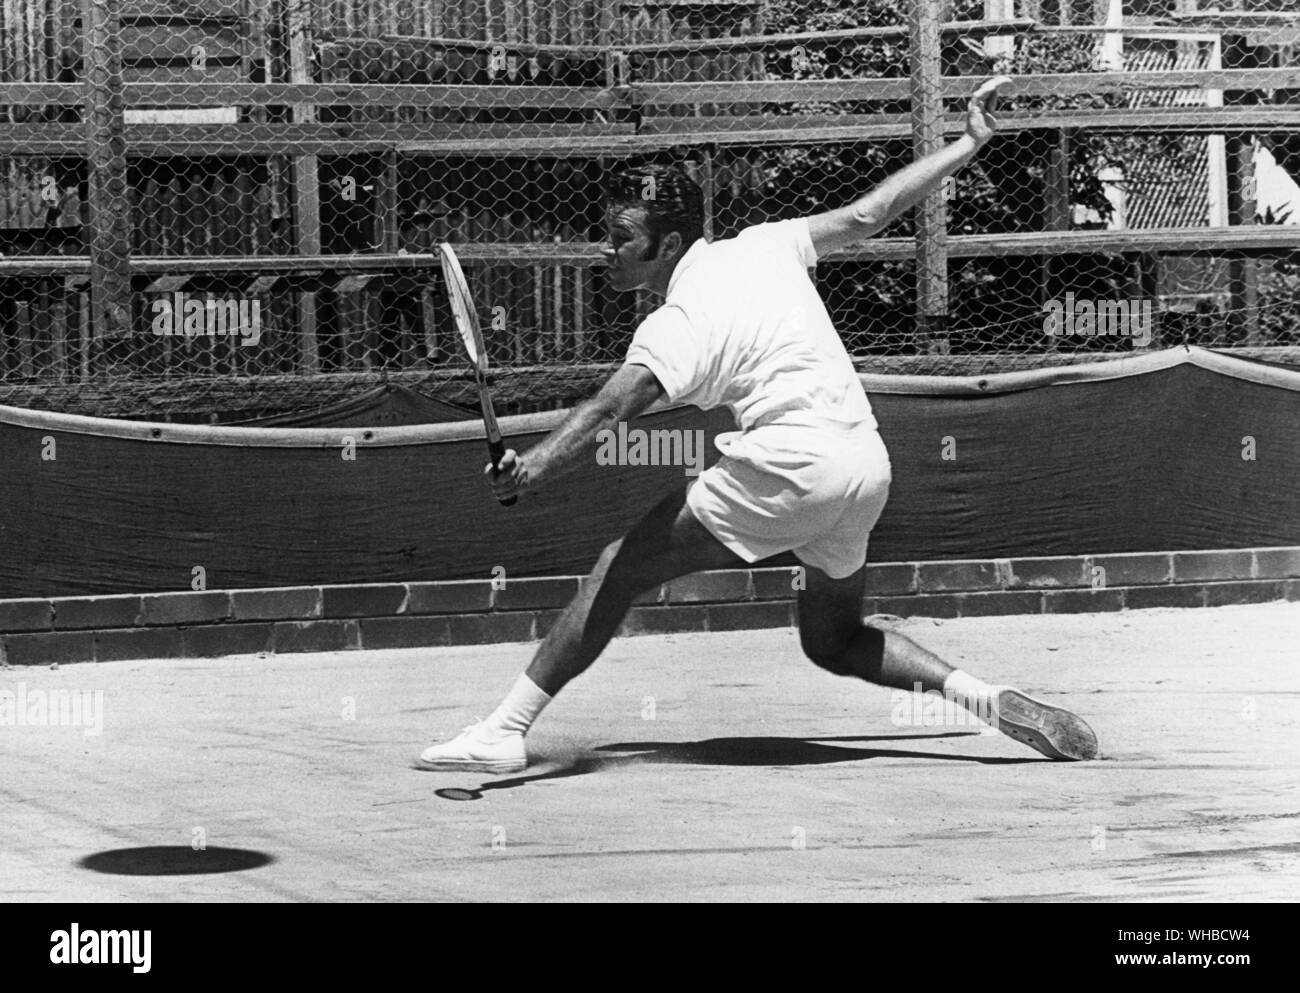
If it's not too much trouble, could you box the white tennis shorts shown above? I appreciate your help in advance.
[686,420,892,580]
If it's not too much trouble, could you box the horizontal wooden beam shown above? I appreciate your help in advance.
[641,106,1300,142]
[0,250,595,278]
[1163,12,1300,27]
[830,226,1300,261]
[338,19,1260,62]
[624,18,1041,51]
[396,135,657,157]
[322,35,607,57]
[633,69,1300,105]
[123,0,246,20]
[1009,68,1300,96]
[5,68,1297,115]
[4,228,1299,282]
[1,86,79,105]
[0,82,622,108]
[336,18,1293,58]
[1031,23,1265,36]
[403,106,1300,155]
[323,21,1041,59]
[3,106,1298,159]
[844,226,1300,261]
[0,122,637,155]
[121,15,245,28]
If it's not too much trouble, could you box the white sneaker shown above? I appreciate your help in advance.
[415,722,527,773]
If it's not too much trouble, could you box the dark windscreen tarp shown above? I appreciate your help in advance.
[236,384,476,426]
[1,348,1296,599]
[864,361,1298,561]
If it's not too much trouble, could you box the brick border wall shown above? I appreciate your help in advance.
[1,548,1297,666]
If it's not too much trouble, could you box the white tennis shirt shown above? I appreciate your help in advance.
[625,217,876,432]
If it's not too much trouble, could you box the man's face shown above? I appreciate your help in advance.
[603,205,678,294]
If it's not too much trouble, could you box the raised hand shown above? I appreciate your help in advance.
[966,75,1012,148]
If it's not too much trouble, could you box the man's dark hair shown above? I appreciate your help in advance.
[604,163,705,258]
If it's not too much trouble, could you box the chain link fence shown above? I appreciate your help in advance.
[1,0,1298,421]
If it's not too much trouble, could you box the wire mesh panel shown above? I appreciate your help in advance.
[1,0,1299,421]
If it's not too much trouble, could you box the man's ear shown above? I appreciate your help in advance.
[657,230,684,261]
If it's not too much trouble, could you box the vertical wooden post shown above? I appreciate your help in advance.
[701,145,715,241]
[51,282,68,383]
[420,284,438,364]
[1137,251,1159,343]
[1206,34,1229,228]
[83,0,132,358]
[16,301,34,378]
[910,0,949,354]
[552,233,563,360]
[1097,0,1123,71]
[1227,138,1259,344]
[1220,29,1259,344]
[502,209,526,364]
[41,0,73,382]
[983,0,1015,65]
[382,148,400,252]
[288,0,320,373]
[1041,128,1071,348]
[599,0,619,117]
[572,264,585,360]
[597,1,617,361]
[1043,130,1072,233]
[78,285,91,381]
[749,4,765,82]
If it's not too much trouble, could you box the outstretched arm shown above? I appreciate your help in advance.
[806,75,1011,258]
[486,362,665,502]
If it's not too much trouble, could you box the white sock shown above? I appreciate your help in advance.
[481,674,552,737]
[942,670,1007,724]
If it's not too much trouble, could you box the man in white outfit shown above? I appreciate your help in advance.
[419,77,1099,773]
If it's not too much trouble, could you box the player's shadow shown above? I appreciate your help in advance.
[432,732,1039,801]
[593,732,1037,767]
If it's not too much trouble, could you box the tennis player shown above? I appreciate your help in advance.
[418,76,1099,773]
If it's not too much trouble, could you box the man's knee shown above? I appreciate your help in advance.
[803,646,854,677]
[800,622,884,678]
[800,628,854,676]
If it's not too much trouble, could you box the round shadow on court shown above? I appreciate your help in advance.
[79,846,274,876]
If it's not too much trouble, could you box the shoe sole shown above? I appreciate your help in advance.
[994,689,1099,761]
[412,756,527,774]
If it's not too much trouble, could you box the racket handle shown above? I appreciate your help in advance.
[488,438,517,507]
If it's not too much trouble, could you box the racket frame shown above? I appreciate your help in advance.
[438,242,515,505]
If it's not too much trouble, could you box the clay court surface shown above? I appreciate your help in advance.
[2,601,1296,902]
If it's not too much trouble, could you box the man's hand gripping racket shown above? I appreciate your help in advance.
[438,242,522,506]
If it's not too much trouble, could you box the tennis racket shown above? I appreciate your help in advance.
[437,242,516,507]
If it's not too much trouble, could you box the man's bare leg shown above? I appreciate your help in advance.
[796,564,1099,760]
[525,486,745,694]
[796,564,954,691]
[417,487,745,770]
